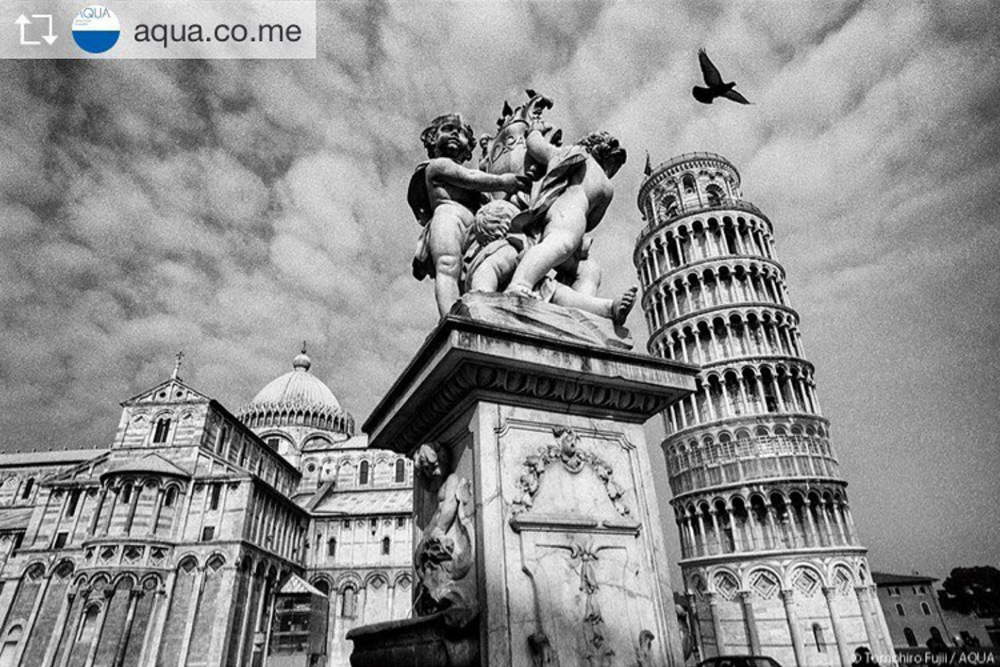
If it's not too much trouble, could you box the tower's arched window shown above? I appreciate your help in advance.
[904,628,917,647]
[706,184,724,206]
[382,536,391,555]
[358,461,369,486]
[394,459,405,483]
[209,484,221,511]
[164,487,177,508]
[120,482,132,504]
[921,602,931,615]
[812,623,827,652]
[682,174,696,193]
[327,537,336,558]
[0,624,22,664]
[341,587,356,617]
[20,478,34,500]
[896,603,905,616]
[153,418,171,443]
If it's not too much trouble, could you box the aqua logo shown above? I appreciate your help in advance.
[71,5,120,54]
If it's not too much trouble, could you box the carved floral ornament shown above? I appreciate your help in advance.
[512,427,630,516]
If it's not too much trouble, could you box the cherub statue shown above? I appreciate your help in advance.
[464,199,637,326]
[503,96,627,306]
[408,114,529,317]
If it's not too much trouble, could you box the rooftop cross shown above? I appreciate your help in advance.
[171,351,184,380]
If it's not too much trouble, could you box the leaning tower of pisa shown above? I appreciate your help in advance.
[633,153,895,666]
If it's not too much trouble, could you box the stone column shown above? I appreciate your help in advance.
[707,592,726,656]
[148,487,165,536]
[739,591,761,654]
[84,589,114,667]
[88,485,108,536]
[780,589,806,667]
[177,567,206,666]
[823,586,853,667]
[41,589,75,667]
[111,589,142,667]
[855,585,883,655]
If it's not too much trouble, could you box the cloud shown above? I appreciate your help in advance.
[0,0,998,578]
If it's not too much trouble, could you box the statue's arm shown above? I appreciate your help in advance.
[525,129,558,168]
[429,158,522,193]
[586,185,614,230]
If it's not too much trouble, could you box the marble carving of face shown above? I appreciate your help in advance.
[434,121,470,160]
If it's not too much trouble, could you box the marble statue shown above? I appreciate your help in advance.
[408,114,529,317]
[410,95,635,328]
[412,443,476,614]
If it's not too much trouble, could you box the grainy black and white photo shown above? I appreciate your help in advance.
[0,1,997,666]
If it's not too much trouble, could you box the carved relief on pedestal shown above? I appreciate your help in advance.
[512,427,630,518]
[412,443,477,615]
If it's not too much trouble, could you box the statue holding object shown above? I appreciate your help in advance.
[409,94,635,327]
[408,113,528,317]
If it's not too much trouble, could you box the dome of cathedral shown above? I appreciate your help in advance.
[239,348,355,435]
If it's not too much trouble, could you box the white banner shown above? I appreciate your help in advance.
[1,0,316,59]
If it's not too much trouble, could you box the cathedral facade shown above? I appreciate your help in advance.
[633,152,895,666]
[0,349,412,667]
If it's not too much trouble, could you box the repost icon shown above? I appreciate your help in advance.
[71,5,120,54]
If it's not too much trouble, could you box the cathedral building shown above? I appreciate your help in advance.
[0,349,413,667]
[633,152,895,666]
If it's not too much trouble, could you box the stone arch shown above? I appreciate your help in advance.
[745,566,782,600]
[709,568,740,601]
[787,563,826,597]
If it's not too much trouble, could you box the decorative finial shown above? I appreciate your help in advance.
[644,150,652,176]
[293,342,312,372]
[171,351,184,380]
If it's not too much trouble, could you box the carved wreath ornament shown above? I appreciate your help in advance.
[512,427,630,516]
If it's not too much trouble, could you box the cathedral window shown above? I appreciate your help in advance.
[120,482,132,504]
[921,602,931,616]
[0,625,22,664]
[164,487,177,508]
[153,418,171,443]
[66,489,80,517]
[267,437,279,450]
[209,484,221,511]
[812,623,827,652]
[396,517,405,529]
[381,536,391,555]
[201,526,215,541]
[359,461,370,485]
[394,459,405,483]
[327,538,336,557]
[78,605,100,642]
[904,627,917,647]
[343,520,350,529]
[20,478,33,500]
[217,426,229,454]
[896,603,905,616]
[54,531,68,549]
[341,587,356,617]
[369,518,377,534]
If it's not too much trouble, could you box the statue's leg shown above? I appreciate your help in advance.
[506,205,585,294]
[569,257,603,297]
[549,284,613,318]
[429,212,466,317]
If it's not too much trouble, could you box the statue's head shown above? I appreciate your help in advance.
[578,131,627,178]
[415,442,450,480]
[471,199,520,246]
[421,113,475,163]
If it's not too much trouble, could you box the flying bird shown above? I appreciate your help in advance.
[693,49,751,105]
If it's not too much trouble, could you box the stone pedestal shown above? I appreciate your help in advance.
[348,294,697,667]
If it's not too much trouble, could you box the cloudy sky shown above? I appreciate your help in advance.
[1,0,997,581]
